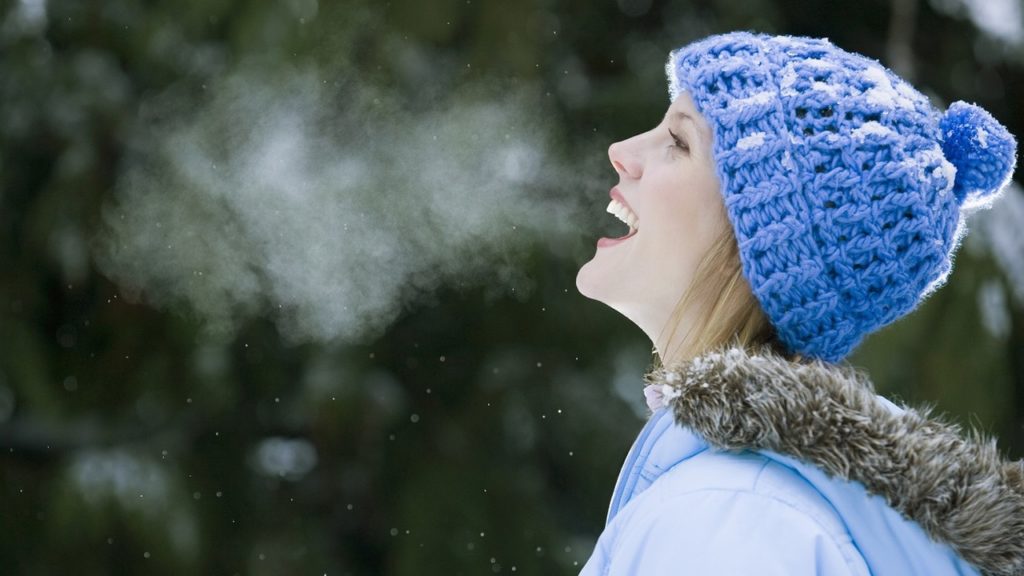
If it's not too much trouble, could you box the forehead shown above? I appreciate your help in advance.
[670,90,699,113]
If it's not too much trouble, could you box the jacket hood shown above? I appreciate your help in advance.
[643,345,1024,576]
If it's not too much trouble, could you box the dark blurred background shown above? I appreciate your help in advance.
[2,0,1023,574]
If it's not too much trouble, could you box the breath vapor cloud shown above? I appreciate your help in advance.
[96,62,607,345]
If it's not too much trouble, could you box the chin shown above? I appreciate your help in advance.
[575,257,602,300]
[575,257,623,307]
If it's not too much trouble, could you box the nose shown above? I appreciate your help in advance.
[608,140,642,180]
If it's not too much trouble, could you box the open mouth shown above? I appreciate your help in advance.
[597,198,639,247]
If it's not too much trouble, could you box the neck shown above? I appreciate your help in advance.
[652,297,711,367]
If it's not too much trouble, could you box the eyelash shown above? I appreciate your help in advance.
[668,129,690,154]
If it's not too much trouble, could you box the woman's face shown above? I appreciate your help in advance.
[576,91,726,350]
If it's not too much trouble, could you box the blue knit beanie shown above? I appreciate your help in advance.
[666,31,1017,363]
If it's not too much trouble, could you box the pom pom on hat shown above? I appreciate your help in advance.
[940,101,1017,211]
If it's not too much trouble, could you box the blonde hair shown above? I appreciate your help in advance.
[653,219,796,370]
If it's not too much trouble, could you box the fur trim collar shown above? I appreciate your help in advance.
[644,345,1024,576]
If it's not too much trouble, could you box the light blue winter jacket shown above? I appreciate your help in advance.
[579,346,1023,576]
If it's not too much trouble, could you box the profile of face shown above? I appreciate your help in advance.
[576,91,727,354]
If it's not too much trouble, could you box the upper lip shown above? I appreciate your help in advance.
[609,187,638,219]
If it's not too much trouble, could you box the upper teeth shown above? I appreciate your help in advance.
[607,199,639,230]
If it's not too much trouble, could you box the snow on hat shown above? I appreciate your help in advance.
[666,31,1017,363]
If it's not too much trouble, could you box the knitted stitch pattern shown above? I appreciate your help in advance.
[666,32,1017,363]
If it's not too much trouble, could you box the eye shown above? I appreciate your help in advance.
[668,128,690,154]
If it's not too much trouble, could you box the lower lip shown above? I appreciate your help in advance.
[597,228,638,248]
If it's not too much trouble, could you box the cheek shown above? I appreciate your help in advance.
[645,170,723,257]
[653,184,708,237]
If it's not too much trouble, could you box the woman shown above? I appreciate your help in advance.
[576,32,1022,575]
